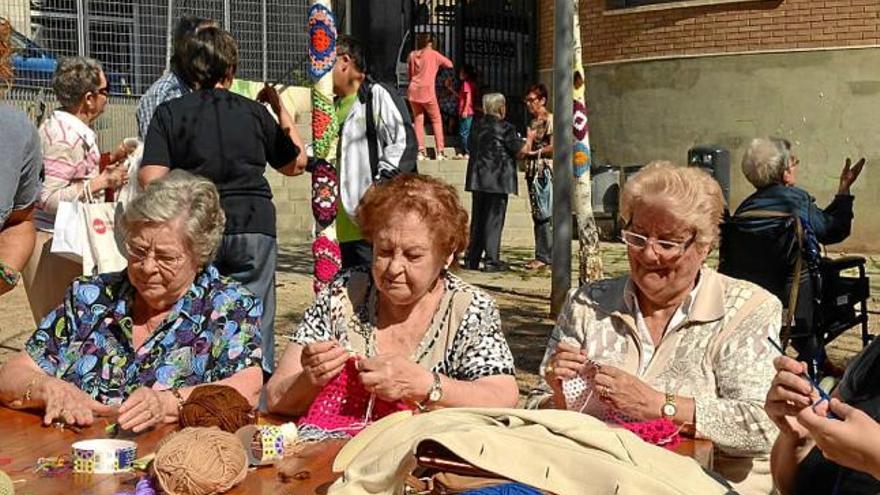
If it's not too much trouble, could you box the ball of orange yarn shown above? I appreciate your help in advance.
[179,385,255,433]
[153,427,248,495]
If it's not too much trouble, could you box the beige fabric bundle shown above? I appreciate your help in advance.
[329,408,737,495]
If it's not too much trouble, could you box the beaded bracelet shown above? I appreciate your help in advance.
[0,260,20,287]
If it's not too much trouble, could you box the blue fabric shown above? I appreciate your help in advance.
[462,483,543,494]
[26,265,263,404]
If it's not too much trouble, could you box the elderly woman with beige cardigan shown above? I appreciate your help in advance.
[527,162,781,494]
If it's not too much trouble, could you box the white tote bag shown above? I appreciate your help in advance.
[81,199,128,276]
[50,196,86,263]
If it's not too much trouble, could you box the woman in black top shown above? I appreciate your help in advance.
[767,342,880,494]
[463,93,533,272]
[140,27,306,374]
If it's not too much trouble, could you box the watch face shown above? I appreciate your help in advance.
[429,388,442,402]
[662,403,677,417]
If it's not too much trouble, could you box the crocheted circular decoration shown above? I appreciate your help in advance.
[311,91,339,159]
[310,159,338,228]
[308,4,337,79]
[312,235,341,293]
[573,100,589,141]
[297,358,412,441]
[573,142,591,178]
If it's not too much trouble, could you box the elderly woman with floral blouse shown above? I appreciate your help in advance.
[527,162,781,495]
[0,171,262,432]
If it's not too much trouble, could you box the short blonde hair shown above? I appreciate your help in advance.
[483,93,506,118]
[620,161,724,247]
[741,137,791,189]
[123,170,226,266]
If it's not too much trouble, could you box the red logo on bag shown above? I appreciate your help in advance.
[92,219,107,235]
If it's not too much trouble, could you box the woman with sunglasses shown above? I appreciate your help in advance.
[527,162,782,495]
[22,56,135,324]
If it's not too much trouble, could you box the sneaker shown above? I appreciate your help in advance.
[482,261,509,273]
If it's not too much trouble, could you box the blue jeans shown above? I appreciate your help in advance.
[459,116,474,154]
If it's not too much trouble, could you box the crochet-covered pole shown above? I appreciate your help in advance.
[572,0,603,285]
[308,0,342,293]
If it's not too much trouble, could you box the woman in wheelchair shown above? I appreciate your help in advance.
[723,138,867,377]
[767,340,880,495]
[736,137,864,248]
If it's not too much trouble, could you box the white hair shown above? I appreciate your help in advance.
[122,170,225,266]
[482,93,506,118]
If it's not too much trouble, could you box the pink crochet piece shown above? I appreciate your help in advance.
[297,358,412,441]
[614,418,682,451]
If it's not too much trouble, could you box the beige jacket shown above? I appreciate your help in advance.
[526,268,781,495]
[329,408,738,495]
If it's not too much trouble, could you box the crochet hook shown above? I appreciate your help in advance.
[767,337,837,419]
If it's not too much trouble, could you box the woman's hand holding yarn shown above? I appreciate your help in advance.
[592,365,664,421]
[357,354,434,403]
[118,386,172,433]
[300,340,348,388]
[546,341,588,400]
[765,355,814,438]
[38,376,116,426]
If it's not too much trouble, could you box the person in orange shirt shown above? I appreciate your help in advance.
[407,34,453,160]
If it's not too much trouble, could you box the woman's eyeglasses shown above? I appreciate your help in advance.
[125,242,184,272]
[620,230,695,259]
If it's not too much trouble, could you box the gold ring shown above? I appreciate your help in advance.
[544,364,554,376]
[598,386,611,398]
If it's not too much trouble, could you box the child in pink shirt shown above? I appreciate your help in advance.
[457,64,477,158]
[407,34,453,159]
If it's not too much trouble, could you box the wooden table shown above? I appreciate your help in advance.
[0,408,341,495]
[0,408,713,494]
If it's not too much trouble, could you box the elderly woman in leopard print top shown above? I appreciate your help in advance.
[527,162,781,495]
[267,175,518,416]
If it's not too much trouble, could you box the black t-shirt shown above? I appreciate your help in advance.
[793,337,880,494]
[142,88,299,236]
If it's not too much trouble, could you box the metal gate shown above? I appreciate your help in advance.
[399,0,536,130]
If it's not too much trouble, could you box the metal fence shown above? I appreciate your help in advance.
[2,0,310,145]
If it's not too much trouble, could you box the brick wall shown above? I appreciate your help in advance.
[538,0,880,68]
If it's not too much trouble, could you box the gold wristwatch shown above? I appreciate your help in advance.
[661,392,677,419]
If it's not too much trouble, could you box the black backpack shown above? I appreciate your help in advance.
[359,79,419,180]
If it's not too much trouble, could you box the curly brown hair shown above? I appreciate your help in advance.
[357,174,469,264]
[0,17,13,90]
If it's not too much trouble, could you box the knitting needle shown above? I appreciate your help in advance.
[767,337,837,418]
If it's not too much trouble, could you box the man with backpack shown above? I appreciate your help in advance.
[332,35,418,268]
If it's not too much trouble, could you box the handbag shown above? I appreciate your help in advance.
[531,167,553,222]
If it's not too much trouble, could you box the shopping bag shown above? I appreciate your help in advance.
[81,201,127,275]
[50,200,85,263]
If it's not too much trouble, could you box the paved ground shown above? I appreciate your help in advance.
[1,241,877,398]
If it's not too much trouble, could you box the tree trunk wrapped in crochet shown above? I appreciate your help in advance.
[309,0,342,293]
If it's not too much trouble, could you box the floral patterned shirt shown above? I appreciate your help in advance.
[25,265,263,405]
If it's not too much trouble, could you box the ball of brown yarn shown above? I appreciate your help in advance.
[153,427,248,495]
[179,385,255,433]
[0,469,12,495]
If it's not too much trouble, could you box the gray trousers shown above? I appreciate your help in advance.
[466,191,508,268]
[214,233,277,374]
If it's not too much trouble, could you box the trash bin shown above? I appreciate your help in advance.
[591,165,619,217]
[688,145,730,205]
